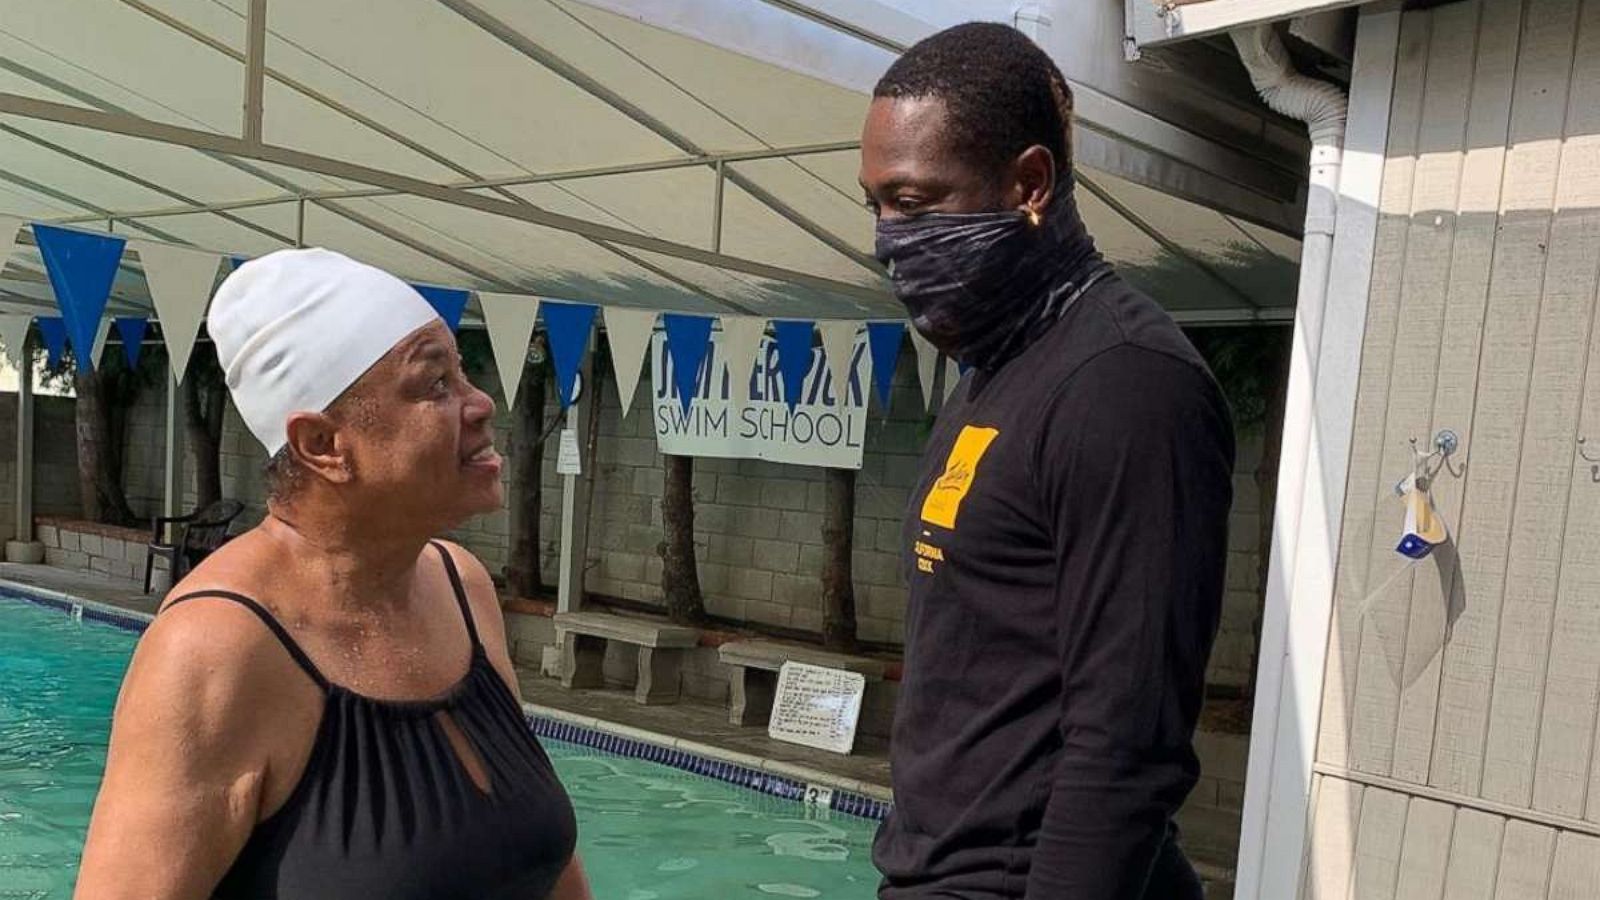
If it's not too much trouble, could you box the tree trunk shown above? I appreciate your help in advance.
[659,454,706,624]
[506,344,549,598]
[1247,335,1291,701]
[183,374,225,509]
[73,370,136,526]
[821,466,859,651]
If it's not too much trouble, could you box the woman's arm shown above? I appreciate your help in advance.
[75,603,285,899]
[547,855,595,900]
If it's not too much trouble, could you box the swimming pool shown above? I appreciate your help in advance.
[0,591,882,898]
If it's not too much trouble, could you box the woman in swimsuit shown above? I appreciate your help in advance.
[75,249,592,899]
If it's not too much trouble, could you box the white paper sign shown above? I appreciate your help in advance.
[556,428,582,476]
[768,662,865,755]
[651,331,869,470]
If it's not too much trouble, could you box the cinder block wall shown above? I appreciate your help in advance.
[565,344,929,645]
[15,342,1267,686]
[0,394,92,537]
[1215,429,1265,692]
[121,383,170,520]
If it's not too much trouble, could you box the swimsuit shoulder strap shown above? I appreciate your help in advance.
[429,541,481,649]
[162,590,331,692]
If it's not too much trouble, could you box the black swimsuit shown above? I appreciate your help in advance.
[162,542,577,899]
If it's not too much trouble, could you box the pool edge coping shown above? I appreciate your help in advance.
[0,578,894,823]
[523,702,894,810]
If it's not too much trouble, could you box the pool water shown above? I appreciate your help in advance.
[0,596,881,898]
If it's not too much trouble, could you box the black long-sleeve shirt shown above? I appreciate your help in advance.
[874,274,1234,899]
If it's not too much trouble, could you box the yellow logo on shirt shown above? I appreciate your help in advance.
[919,425,1000,530]
[913,540,944,573]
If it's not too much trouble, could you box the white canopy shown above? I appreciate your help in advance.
[0,0,1305,326]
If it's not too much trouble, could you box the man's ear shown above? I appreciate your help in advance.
[283,412,353,484]
[1007,145,1057,222]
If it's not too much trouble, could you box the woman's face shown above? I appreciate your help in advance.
[336,321,504,533]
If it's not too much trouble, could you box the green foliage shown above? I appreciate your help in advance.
[1185,325,1291,431]
[35,345,72,394]
[34,337,168,398]
[456,328,496,385]
[903,325,1291,438]
[100,343,169,404]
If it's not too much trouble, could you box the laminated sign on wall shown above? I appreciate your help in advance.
[651,331,869,470]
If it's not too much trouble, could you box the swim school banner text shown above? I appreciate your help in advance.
[651,332,868,470]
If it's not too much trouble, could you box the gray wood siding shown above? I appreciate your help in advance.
[1306,0,1600,895]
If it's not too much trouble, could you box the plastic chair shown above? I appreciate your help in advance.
[143,499,245,594]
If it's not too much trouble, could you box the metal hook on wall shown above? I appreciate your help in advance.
[1407,430,1465,491]
[1577,437,1600,483]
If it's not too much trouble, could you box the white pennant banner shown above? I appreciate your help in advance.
[817,320,860,407]
[944,356,962,404]
[91,317,112,368]
[718,315,767,409]
[0,217,21,277]
[0,313,32,372]
[135,241,221,382]
[911,328,939,411]
[477,292,541,409]
[603,306,657,418]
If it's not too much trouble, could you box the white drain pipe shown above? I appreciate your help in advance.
[1228,23,1349,900]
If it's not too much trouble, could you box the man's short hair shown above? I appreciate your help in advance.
[873,22,1074,179]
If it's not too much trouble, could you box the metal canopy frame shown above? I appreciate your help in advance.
[0,92,886,303]
[0,0,1312,575]
[587,0,1310,224]
[104,0,822,316]
[0,0,900,321]
[0,0,1305,326]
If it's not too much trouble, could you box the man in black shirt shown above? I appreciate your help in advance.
[861,23,1235,899]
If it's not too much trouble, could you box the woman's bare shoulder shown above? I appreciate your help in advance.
[430,539,500,611]
[159,529,278,612]
[111,599,311,806]
[136,591,309,714]
[428,540,516,674]
[139,531,322,728]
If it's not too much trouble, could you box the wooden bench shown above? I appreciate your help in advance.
[553,612,700,705]
[718,640,887,726]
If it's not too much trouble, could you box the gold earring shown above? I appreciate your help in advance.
[1026,207,1042,227]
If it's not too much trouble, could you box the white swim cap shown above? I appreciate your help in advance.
[208,248,441,456]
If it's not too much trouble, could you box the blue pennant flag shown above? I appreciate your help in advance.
[36,317,67,370]
[772,320,815,412]
[114,317,149,369]
[866,321,905,409]
[542,301,598,409]
[412,284,469,332]
[31,224,126,374]
[661,313,714,415]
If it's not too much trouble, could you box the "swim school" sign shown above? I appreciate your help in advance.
[651,331,868,470]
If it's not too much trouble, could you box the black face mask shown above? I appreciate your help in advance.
[873,192,1106,371]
